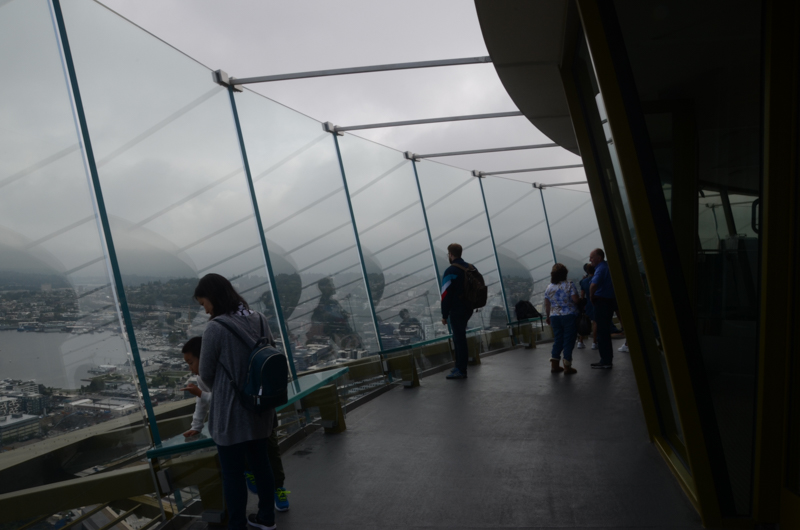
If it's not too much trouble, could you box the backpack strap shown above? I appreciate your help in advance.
[451,263,475,272]
[209,318,253,391]
[214,318,253,350]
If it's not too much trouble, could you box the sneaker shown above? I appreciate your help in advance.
[618,344,629,352]
[274,487,290,512]
[591,343,598,350]
[576,342,585,350]
[446,368,467,379]
[247,514,275,530]
[244,471,258,494]
[591,363,613,369]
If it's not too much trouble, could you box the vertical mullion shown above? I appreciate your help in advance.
[49,0,160,444]
[478,177,511,325]
[226,88,298,381]
[539,187,559,264]
[331,133,383,352]
[411,160,451,334]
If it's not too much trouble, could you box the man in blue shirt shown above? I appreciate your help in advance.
[589,248,617,369]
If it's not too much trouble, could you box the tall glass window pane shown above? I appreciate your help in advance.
[481,177,553,315]
[542,185,601,283]
[233,90,380,370]
[613,0,763,514]
[572,34,687,465]
[337,134,446,347]
[60,0,281,428]
[415,161,508,330]
[0,0,148,499]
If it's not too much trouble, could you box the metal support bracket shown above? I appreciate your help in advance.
[212,69,243,92]
[404,151,420,161]
[472,170,485,178]
[322,121,343,136]
[533,180,587,189]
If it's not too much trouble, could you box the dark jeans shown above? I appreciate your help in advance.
[593,297,617,365]
[449,309,472,374]
[267,416,284,488]
[550,314,578,362]
[217,438,275,529]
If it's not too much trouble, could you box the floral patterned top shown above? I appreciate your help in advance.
[544,281,579,316]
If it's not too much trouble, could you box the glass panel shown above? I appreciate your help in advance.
[60,0,281,435]
[415,161,508,330]
[542,185,602,284]
[572,34,687,463]
[337,134,446,347]
[481,176,553,317]
[0,0,148,502]
[614,0,763,514]
[233,89,380,367]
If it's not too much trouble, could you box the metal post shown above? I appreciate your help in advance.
[50,0,161,444]
[539,187,558,264]
[331,111,525,133]
[478,178,511,325]
[410,160,451,334]
[229,56,495,85]
[225,88,299,381]
[482,164,584,176]
[330,134,384,352]
[413,143,557,159]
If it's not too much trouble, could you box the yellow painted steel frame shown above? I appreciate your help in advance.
[560,2,702,515]
[558,5,662,447]
[761,1,800,528]
[574,1,729,526]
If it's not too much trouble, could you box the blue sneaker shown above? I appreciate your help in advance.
[446,369,467,379]
[244,471,258,494]
[274,487,290,511]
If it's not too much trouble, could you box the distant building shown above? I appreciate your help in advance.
[1,379,37,394]
[66,398,139,417]
[0,396,20,416]
[0,413,40,443]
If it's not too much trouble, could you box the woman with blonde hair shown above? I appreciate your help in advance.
[544,263,580,374]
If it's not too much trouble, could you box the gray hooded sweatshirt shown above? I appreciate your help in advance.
[198,312,274,446]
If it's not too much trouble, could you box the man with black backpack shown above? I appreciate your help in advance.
[441,243,486,380]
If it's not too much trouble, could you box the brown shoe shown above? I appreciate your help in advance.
[550,359,564,373]
[563,359,577,375]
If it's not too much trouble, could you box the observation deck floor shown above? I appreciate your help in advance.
[255,338,702,529]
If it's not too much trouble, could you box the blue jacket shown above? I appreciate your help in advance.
[441,257,472,319]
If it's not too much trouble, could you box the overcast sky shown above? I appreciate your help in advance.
[95,0,584,186]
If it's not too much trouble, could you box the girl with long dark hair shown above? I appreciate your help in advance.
[195,273,277,530]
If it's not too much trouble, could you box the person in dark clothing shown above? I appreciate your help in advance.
[440,243,474,380]
[398,308,423,341]
[577,263,596,350]
[589,248,617,369]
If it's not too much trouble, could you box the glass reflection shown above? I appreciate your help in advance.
[233,89,380,369]
[481,177,553,316]
[337,134,446,347]
[613,0,763,514]
[415,161,508,329]
[0,0,147,495]
[542,186,601,285]
[60,0,280,430]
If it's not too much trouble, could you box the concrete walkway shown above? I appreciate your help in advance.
[260,338,702,529]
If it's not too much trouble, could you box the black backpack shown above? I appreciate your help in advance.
[514,300,542,321]
[214,317,289,414]
[453,263,488,310]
